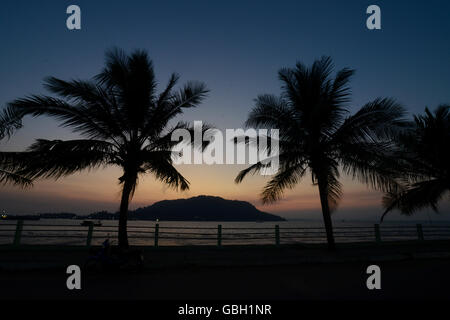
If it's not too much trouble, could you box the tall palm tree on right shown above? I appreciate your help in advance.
[381,105,450,221]
[235,57,407,250]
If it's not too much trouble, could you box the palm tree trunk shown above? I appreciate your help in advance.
[118,177,133,249]
[317,177,336,251]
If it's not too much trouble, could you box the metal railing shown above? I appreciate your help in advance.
[1,221,450,247]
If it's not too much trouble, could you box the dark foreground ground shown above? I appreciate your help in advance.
[2,259,450,300]
[1,241,450,300]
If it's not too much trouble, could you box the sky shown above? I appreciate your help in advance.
[0,0,449,221]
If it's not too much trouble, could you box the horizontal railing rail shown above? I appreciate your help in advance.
[1,220,450,247]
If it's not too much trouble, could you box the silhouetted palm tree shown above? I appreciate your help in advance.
[381,105,450,221]
[0,48,208,248]
[235,57,406,250]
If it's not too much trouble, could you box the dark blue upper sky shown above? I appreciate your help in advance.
[1,0,449,139]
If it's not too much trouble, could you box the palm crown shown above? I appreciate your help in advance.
[381,105,450,221]
[0,48,209,247]
[236,56,407,249]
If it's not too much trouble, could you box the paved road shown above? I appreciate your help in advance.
[1,259,449,300]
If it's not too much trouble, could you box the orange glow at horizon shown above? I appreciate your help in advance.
[0,162,385,217]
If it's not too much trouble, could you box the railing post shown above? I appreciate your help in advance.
[275,225,280,246]
[13,220,24,246]
[374,224,381,243]
[217,224,222,247]
[86,223,94,247]
[154,223,159,247]
[417,224,424,241]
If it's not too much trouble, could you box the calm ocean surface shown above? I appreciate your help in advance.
[1,219,450,246]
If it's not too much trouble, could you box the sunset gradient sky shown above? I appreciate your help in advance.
[1,0,449,221]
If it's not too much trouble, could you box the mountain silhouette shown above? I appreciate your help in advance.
[129,195,285,221]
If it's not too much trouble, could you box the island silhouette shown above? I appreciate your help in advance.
[129,195,285,221]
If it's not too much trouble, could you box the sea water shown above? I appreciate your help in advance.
[1,219,449,246]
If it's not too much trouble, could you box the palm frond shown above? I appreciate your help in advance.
[332,98,407,144]
[141,82,209,140]
[147,121,214,153]
[95,47,130,87]
[261,163,307,204]
[330,68,355,106]
[338,141,402,192]
[380,105,450,220]
[381,179,449,221]
[168,81,209,111]
[142,150,190,191]
[0,168,33,187]
[157,73,180,106]
[43,77,128,142]
[278,67,300,109]
[1,139,114,180]
[0,105,23,139]
[235,161,272,184]
[5,96,120,141]
[245,94,295,128]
